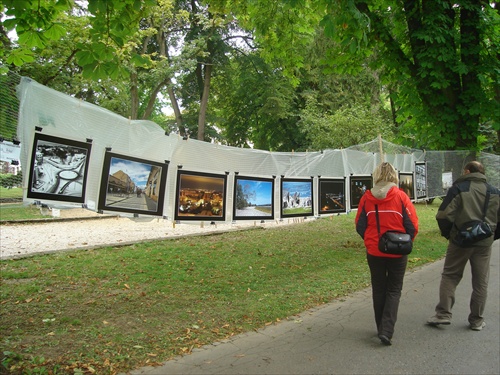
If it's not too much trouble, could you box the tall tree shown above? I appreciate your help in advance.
[217,0,499,151]
[212,52,300,150]
[211,26,393,151]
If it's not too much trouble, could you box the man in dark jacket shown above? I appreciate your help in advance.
[427,161,500,331]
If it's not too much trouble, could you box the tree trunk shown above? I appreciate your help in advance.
[167,84,184,136]
[142,79,169,120]
[130,71,139,120]
[197,64,212,141]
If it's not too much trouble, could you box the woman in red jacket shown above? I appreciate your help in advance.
[355,162,419,345]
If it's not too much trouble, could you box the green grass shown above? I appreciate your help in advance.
[0,187,23,200]
[0,201,447,374]
[0,203,50,221]
[0,187,56,221]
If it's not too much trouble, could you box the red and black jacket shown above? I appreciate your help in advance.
[355,186,419,257]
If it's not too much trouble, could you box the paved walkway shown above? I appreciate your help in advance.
[128,241,500,375]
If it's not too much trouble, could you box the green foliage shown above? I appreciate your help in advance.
[211,52,301,150]
[316,0,499,151]
[0,172,22,188]
[299,102,392,150]
[2,0,156,76]
[3,0,497,151]
[211,27,394,151]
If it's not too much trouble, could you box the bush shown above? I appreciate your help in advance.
[0,172,23,188]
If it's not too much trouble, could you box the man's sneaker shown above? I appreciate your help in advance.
[470,322,486,331]
[427,315,451,326]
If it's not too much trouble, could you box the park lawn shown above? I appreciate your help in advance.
[0,186,23,200]
[0,201,447,374]
[0,187,56,221]
[0,203,49,221]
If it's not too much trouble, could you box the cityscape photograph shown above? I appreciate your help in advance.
[176,172,226,219]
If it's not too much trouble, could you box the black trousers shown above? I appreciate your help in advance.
[367,253,408,338]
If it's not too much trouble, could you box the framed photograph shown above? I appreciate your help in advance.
[350,176,373,209]
[319,178,346,214]
[27,133,92,203]
[415,162,427,199]
[98,152,168,216]
[233,176,274,220]
[174,170,227,221]
[280,178,314,218]
[399,172,415,200]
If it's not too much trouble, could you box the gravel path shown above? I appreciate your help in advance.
[0,208,302,260]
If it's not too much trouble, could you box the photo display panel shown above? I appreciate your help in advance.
[415,162,427,199]
[174,170,227,221]
[280,178,314,218]
[27,133,92,203]
[98,151,168,216]
[233,175,275,220]
[349,176,373,209]
[319,178,346,214]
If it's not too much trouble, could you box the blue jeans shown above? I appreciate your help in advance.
[435,241,492,326]
[367,254,408,339]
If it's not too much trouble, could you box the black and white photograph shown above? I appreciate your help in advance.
[98,152,168,216]
[399,172,415,200]
[319,178,346,214]
[350,176,372,209]
[233,176,274,220]
[27,133,92,203]
[415,162,427,199]
[175,171,227,221]
[281,178,314,218]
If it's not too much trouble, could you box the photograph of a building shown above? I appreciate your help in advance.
[281,179,313,217]
[98,152,168,216]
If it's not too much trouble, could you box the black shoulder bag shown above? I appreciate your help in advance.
[454,189,493,247]
[375,204,413,255]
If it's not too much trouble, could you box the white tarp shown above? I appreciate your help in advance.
[18,77,491,222]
